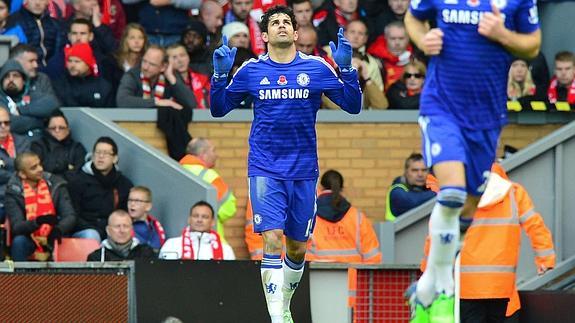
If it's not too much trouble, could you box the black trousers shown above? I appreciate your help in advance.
[460,298,509,323]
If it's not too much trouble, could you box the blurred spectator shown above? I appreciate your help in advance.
[122,0,201,47]
[115,23,148,73]
[224,0,265,55]
[313,0,364,48]
[67,0,117,53]
[290,0,313,28]
[367,0,409,43]
[507,58,537,103]
[116,45,195,160]
[199,0,224,54]
[352,56,388,109]
[181,20,213,76]
[222,21,250,50]
[167,43,210,109]
[69,136,133,242]
[306,169,382,263]
[96,0,127,40]
[7,152,76,261]
[251,0,286,20]
[0,0,27,43]
[52,42,115,107]
[87,209,157,261]
[227,47,256,108]
[179,138,237,242]
[159,201,235,260]
[30,110,87,180]
[295,25,335,67]
[385,153,435,221]
[528,52,550,102]
[8,0,66,67]
[387,60,425,109]
[0,59,59,138]
[128,186,166,251]
[0,108,30,222]
[548,51,575,105]
[345,19,384,92]
[10,44,60,118]
[368,21,413,89]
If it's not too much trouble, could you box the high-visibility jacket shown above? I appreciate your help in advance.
[422,168,555,313]
[306,206,382,264]
[180,155,237,242]
[244,198,286,260]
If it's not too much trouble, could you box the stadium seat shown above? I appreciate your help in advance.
[53,238,101,262]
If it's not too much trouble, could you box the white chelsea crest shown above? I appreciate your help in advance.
[296,73,310,86]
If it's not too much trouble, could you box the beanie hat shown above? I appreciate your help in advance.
[182,19,208,43]
[222,22,249,40]
[64,43,99,76]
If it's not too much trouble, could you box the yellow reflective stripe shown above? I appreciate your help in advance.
[534,248,555,257]
[356,209,361,253]
[519,208,536,224]
[530,101,547,111]
[348,290,357,297]
[362,247,379,259]
[182,164,203,176]
[460,265,516,273]
[202,168,219,183]
[471,218,519,225]
[250,249,263,258]
[385,184,407,222]
[555,102,571,111]
[313,249,361,256]
[245,219,254,228]
[507,101,522,111]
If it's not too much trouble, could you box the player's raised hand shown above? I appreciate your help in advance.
[479,3,507,42]
[212,35,237,77]
[422,28,444,56]
[329,28,352,69]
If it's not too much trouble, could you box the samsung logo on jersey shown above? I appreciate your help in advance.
[442,9,507,24]
[259,89,310,100]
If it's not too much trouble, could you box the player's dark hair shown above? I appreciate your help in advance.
[404,153,424,170]
[555,51,575,64]
[259,5,297,33]
[190,200,215,219]
[321,169,345,209]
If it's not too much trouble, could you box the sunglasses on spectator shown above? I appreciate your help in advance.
[404,73,424,79]
[0,121,10,127]
[48,126,68,131]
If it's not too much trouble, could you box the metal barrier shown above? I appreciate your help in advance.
[0,262,136,322]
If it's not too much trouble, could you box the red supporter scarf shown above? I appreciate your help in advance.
[24,179,56,261]
[248,16,266,56]
[184,70,210,109]
[181,227,224,260]
[334,8,358,28]
[141,73,166,99]
[147,214,166,245]
[0,133,15,158]
[548,77,575,104]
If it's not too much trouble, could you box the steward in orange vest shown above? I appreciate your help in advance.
[422,164,555,322]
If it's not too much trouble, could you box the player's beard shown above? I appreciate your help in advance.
[273,39,293,49]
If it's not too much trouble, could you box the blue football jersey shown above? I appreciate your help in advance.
[410,0,540,130]
[210,52,362,180]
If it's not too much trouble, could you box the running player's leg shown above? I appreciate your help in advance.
[250,176,289,323]
[282,179,317,322]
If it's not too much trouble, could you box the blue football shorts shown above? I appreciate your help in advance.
[418,114,501,196]
[248,176,317,242]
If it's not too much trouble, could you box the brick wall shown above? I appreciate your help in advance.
[118,121,561,259]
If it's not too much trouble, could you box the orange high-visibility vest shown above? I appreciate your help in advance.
[306,206,382,264]
[244,198,264,260]
[422,171,555,309]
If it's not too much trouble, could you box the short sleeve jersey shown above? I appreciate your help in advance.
[226,52,345,180]
[410,0,540,129]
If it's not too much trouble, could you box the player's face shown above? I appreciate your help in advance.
[292,1,313,28]
[334,0,357,15]
[510,60,528,83]
[295,30,317,55]
[167,46,191,74]
[344,21,368,49]
[405,160,428,187]
[263,13,298,48]
[189,205,214,232]
[229,32,250,49]
[555,60,575,86]
[404,66,424,91]
[68,23,94,44]
[385,26,409,56]
[388,0,409,15]
[231,0,252,21]
[107,214,133,245]
[128,190,152,221]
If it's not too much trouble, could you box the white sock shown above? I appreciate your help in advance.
[261,254,284,322]
[282,255,305,313]
[417,187,466,302]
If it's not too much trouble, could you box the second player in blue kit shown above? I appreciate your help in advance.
[210,5,362,323]
[404,0,542,321]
